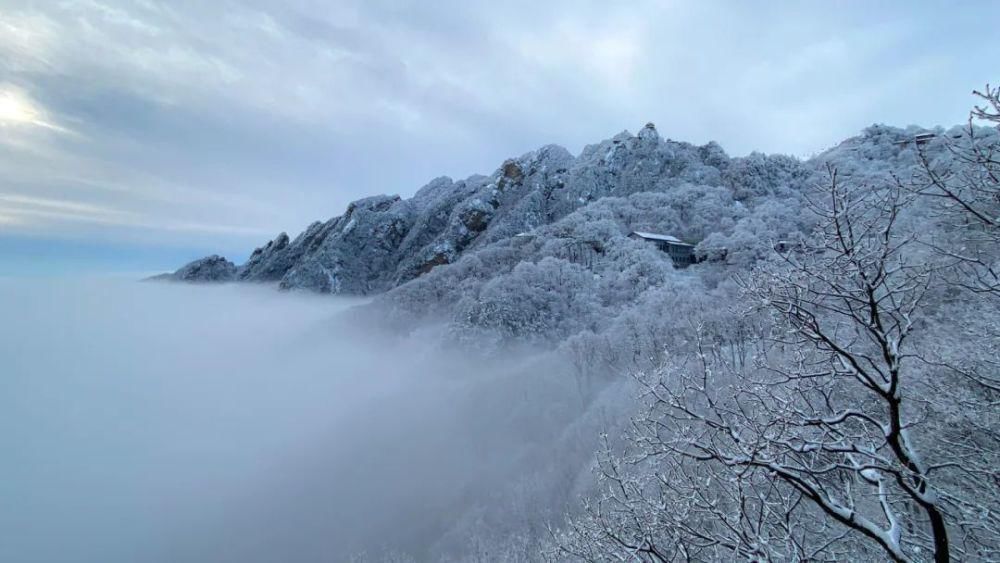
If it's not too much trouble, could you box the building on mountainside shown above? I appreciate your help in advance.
[894,132,937,146]
[628,231,698,268]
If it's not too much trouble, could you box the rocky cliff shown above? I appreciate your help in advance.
[160,123,763,293]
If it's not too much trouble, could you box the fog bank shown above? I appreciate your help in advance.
[0,280,604,562]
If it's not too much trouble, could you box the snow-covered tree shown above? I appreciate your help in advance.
[558,165,1000,561]
[910,84,1000,297]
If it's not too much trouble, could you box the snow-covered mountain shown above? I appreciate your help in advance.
[143,115,1000,561]
[158,122,947,296]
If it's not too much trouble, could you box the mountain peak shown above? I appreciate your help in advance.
[638,122,659,141]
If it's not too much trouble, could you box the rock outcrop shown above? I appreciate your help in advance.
[154,255,237,282]
[159,124,788,293]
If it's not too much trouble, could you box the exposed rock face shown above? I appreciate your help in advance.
[163,255,237,282]
[239,232,291,281]
[164,124,775,293]
[278,261,340,293]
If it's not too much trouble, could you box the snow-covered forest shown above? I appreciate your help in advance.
[5,0,1000,560]
[144,86,1000,561]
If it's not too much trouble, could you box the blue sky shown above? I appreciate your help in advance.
[0,0,997,275]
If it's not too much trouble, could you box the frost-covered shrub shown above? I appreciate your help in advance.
[453,257,604,344]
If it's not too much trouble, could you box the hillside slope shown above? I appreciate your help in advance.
[161,122,946,296]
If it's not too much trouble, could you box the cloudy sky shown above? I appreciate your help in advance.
[0,1,996,274]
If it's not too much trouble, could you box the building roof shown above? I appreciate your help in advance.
[630,231,693,246]
[894,132,937,146]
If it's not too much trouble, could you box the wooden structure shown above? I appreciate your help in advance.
[894,132,937,146]
[629,231,698,268]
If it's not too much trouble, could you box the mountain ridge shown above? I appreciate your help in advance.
[156,121,943,294]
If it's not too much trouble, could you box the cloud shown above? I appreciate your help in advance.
[0,0,996,267]
[1,88,44,125]
[0,193,139,223]
[0,84,75,138]
[0,278,598,561]
[0,192,273,239]
[0,212,24,226]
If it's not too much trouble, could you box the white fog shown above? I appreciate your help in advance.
[3,3,999,560]
[0,279,612,562]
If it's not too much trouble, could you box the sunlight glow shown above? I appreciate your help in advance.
[0,87,71,134]
[0,90,40,124]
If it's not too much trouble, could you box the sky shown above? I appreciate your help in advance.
[0,0,997,275]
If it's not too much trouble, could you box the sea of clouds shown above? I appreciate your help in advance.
[0,278,609,562]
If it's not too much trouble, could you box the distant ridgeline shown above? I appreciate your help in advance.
[155,122,961,294]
